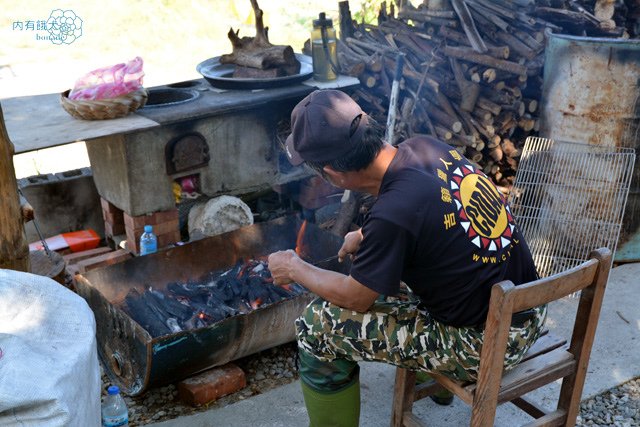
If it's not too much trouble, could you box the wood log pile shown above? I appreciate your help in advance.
[335,0,637,188]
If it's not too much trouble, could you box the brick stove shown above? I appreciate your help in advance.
[89,79,318,253]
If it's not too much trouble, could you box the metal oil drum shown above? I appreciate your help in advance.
[539,33,640,262]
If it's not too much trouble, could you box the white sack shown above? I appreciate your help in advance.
[0,269,100,426]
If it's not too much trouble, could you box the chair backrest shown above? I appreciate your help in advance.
[474,247,612,425]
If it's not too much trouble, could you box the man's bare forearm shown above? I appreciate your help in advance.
[288,257,378,312]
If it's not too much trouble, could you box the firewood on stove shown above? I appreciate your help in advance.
[220,0,300,76]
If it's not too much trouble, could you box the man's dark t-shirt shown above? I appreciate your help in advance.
[349,136,538,327]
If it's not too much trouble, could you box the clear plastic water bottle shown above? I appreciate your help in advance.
[101,385,129,427]
[140,225,157,255]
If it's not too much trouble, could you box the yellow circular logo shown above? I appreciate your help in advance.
[459,174,507,239]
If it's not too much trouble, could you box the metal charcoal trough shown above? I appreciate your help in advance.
[75,216,347,395]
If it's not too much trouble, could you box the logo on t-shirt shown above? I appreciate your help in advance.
[448,163,515,252]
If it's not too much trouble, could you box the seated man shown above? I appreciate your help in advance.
[268,90,544,427]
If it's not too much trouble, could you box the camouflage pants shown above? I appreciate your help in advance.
[296,297,546,392]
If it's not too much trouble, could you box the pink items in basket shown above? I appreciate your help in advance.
[68,56,144,101]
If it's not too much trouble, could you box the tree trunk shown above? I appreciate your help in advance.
[0,103,30,272]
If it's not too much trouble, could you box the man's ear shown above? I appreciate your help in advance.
[322,165,341,180]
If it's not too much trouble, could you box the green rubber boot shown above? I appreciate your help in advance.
[301,380,360,427]
[415,371,454,406]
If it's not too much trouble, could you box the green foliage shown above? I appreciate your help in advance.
[353,0,389,24]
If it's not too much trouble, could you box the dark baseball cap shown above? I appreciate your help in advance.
[285,90,368,166]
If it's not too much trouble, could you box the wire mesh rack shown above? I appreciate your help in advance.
[508,137,636,279]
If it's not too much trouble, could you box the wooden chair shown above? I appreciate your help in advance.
[391,248,612,427]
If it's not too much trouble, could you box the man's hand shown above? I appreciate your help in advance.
[267,249,299,286]
[338,229,364,262]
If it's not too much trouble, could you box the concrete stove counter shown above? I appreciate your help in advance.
[2,75,359,154]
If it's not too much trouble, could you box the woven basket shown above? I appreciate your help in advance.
[60,88,148,120]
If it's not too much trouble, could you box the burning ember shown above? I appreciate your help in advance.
[121,259,306,337]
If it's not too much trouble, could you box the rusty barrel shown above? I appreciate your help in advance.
[539,33,640,262]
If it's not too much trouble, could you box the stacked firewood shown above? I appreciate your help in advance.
[335,0,635,188]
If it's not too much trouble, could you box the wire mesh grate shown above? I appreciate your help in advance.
[508,137,636,279]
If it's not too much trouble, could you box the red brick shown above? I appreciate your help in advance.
[100,198,122,215]
[125,219,179,236]
[149,219,179,236]
[63,246,112,264]
[153,208,179,224]
[123,208,179,231]
[76,249,132,273]
[123,212,153,230]
[104,221,125,238]
[177,364,246,406]
[103,210,124,227]
[125,226,143,254]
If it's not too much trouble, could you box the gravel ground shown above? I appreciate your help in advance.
[100,343,639,426]
[100,342,300,426]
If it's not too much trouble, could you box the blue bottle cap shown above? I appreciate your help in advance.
[107,385,120,395]
[144,225,153,233]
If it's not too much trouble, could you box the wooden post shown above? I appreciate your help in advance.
[0,103,30,272]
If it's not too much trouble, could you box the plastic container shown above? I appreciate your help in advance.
[311,12,339,81]
[101,385,129,427]
[139,225,157,255]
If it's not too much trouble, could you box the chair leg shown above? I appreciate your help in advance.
[391,368,417,427]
